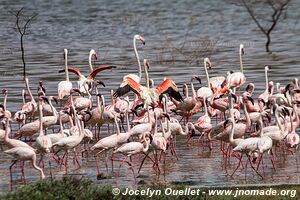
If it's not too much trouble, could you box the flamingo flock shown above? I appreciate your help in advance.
[0,34,300,190]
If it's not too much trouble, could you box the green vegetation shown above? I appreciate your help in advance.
[0,176,299,200]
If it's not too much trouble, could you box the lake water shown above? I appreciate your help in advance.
[0,0,300,191]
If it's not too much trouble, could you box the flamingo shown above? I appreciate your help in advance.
[90,112,131,174]
[21,78,37,119]
[285,103,300,149]
[1,116,33,150]
[63,65,115,94]
[5,146,45,189]
[114,133,150,181]
[173,76,200,120]
[35,97,52,154]
[52,96,85,173]
[258,66,271,106]
[58,48,73,100]
[224,44,246,89]
[231,113,272,178]
[114,59,183,107]
[197,58,213,98]
[122,34,145,84]
[194,96,213,149]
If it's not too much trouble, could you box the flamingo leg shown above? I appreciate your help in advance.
[230,154,243,177]
[9,160,17,191]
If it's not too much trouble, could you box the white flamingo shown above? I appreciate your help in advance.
[58,49,73,100]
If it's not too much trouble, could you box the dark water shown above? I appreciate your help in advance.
[0,0,300,191]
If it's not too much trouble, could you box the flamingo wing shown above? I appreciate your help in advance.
[88,65,116,79]
[156,79,183,102]
[62,67,82,77]
[114,77,141,98]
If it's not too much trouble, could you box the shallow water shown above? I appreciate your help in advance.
[0,0,300,191]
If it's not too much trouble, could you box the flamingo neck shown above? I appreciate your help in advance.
[65,50,69,81]
[4,119,10,142]
[59,112,64,135]
[3,93,7,110]
[264,68,268,93]
[25,79,34,101]
[239,50,243,73]
[203,97,208,116]
[88,51,94,72]
[144,65,150,89]
[22,89,26,104]
[229,120,235,144]
[184,84,189,98]
[32,155,45,179]
[204,60,210,88]
[133,37,142,79]
[274,106,284,132]
[243,102,251,128]
[38,101,44,136]
[153,114,158,135]
[49,99,57,117]
[143,138,150,152]
[114,116,120,135]
[258,115,264,137]
[110,90,115,105]
[191,82,196,100]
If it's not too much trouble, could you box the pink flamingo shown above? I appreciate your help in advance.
[114,133,151,182]
[224,44,246,90]
[21,78,37,120]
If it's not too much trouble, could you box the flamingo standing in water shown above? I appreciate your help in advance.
[35,96,52,154]
[114,133,151,182]
[194,96,213,150]
[5,146,45,189]
[58,49,73,100]
[52,92,85,173]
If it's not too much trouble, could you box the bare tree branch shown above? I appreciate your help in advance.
[240,0,291,53]
[11,8,37,80]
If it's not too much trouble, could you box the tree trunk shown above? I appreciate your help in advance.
[20,34,26,80]
[266,34,271,53]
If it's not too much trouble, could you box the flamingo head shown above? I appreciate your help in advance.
[63,49,68,59]
[162,113,170,121]
[49,96,58,104]
[90,49,98,60]
[40,96,50,104]
[204,58,212,69]
[2,89,8,95]
[95,80,105,87]
[135,34,145,45]
[265,65,271,71]
[143,59,150,69]
[239,44,244,55]
[191,75,201,84]
[70,88,82,96]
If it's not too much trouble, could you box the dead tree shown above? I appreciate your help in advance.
[10,8,37,79]
[240,0,291,53]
